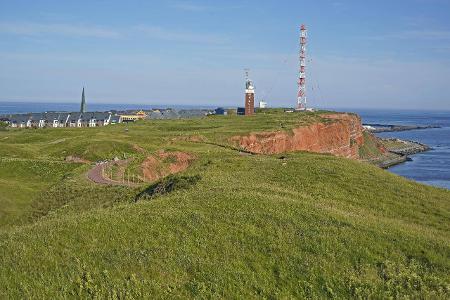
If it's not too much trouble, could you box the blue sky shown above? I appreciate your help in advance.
[0,0,449,109]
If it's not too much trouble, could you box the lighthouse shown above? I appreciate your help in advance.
[244,71,255,116]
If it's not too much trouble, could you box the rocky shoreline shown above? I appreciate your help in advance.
[376,138,430,169]
[377,155,408,169]
[364,123,440,133]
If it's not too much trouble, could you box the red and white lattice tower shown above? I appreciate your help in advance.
[297,24,307,110]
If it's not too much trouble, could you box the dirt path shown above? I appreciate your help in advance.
[87,160,140,187]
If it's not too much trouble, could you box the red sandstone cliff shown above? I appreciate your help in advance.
[230,113,365,159]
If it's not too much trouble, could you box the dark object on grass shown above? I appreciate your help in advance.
[135,174,201,201]
[0,121,7,131]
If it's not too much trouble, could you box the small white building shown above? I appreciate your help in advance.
[259,101,267,108]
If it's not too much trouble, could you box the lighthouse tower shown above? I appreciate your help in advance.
[244,70,255,116]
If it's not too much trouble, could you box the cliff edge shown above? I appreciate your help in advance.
[230,113,366,159]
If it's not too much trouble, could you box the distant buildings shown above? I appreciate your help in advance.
[118,109,209,122]
[3,89,122,128]
[3,108,215,128]
[5,112,121,128]
[214,107,227,115]
[259,101,267,108]
[119,110,148,122]
[237,107,246,115]
[2,88,221,128]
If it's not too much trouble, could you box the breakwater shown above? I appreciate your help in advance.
[383,138,430,155]
[377,138,430,168]
[364,123,440,133]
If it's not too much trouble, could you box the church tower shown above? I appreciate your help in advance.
[80,87,86,113]
[244,71,254,116]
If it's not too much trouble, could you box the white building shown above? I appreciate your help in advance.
[259,101,267,108]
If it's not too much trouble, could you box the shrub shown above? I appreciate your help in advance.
[135,174,201,201]
[0,121,8,131]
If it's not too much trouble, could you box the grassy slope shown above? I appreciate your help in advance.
[0,159,81,228]
[0,112,327,227]
[0,112,449,298]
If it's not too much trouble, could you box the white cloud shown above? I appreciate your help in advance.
[0,21,228,45]
[134,25,227,44]
[0,22,121,38]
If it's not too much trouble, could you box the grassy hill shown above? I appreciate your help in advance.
[0,111,449,298]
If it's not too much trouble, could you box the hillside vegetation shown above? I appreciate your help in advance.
[0,111,449,298]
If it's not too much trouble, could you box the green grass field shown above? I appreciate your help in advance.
[0,111,449,298]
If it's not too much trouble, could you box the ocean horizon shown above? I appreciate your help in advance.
[1,100,449,115]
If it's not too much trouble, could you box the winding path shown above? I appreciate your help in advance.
[87,160,140,187]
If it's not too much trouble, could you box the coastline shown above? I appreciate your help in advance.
[363,123,441,133]
[375,138,430,169]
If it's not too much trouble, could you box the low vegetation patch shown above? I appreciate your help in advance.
[141,151,195,182]
[359,131,386,159]
[0,121,8,131]
[135,174,201,201]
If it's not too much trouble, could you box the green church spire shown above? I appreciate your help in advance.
[80,87,86,113]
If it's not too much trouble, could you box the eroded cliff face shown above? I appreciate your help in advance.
[230,113,365,159]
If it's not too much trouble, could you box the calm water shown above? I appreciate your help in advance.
[1,102,449,189]
[342,109,450,190]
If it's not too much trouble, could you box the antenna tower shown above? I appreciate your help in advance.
[244,68,250,81]
[297,24,307,110]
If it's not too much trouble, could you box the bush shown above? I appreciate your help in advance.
[136,174,201,201]
[0,121,8,131]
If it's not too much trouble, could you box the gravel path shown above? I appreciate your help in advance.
[87,160,140,187]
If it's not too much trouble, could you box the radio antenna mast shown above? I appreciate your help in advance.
[297,24,307,110]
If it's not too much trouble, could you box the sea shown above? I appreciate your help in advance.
[336,108,450,190]
[1,102,449,190]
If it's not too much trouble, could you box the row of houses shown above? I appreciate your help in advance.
[1,108,216,129]
[2,112,121,128]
